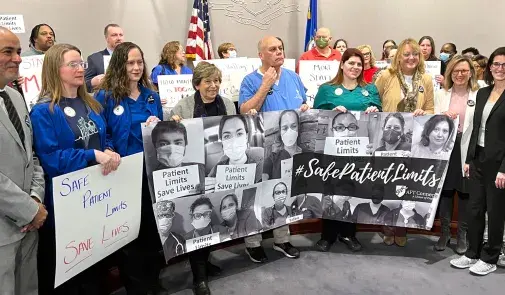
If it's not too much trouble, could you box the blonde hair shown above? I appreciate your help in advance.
[159,41,183,70]
[39,43,101,113]
[443,55,479,91]
[192,62,222,90]
[388,38,426,75]
[357,44,376,67]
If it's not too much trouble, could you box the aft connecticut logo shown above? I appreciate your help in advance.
[395,185,407,198]
[209,0,300,30]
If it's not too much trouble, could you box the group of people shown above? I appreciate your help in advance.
[1,21,504,295]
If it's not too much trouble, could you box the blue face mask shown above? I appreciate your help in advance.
[440,52,450,62]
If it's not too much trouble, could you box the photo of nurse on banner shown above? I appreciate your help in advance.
[262,110,317,180]
[411,114,457,160]
[142,120,206,203]
[371,112,414,157]
[316,110,373,156]
[203,114,264,193]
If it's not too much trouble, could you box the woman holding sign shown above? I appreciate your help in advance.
[433,55,479,253]
[312,49,380,253]
[94,42,164,295]
[30,44,121,294]
[375,38,435,247]
[150,41,192,90]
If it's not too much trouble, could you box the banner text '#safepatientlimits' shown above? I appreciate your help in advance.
[297,159,441,187]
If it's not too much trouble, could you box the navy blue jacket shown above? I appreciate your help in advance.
[30,100,107,226]
[84,48,109,91]
[94,85,163,156]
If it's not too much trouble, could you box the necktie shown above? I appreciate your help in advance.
[0,91,25,146]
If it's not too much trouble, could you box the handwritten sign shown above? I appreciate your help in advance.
[214,163,256,192]
[324,137,370,156]
[196,59,253,102]
[425,61,442,90]
[0,15,25,33]
[281,158,293,179]
[186,232,220,252]
[52,153,143,287]
[19,55,44,109]
[103,55,111,74]
[298,60,340,107]
[375,60,389,70]
[249,58,296,72]
[157,74,195,108]
[152,165,200,200]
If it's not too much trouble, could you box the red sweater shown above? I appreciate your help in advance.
[363,67,378,83]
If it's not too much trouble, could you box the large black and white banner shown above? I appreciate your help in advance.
[142,110,457,262]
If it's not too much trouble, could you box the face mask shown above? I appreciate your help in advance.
[221,208,236,221]
[382,129,402,144]
[371,197,383,205]
[157,145,185,167]
[228,50,237,58]
[440,52,450,62]
[192,217,211,230]
[222,137,248,161]
[158,217,173,234]
[274,196,286,207]
[402,201,415,211]
[315,38,329,49]
[281,128,298,147]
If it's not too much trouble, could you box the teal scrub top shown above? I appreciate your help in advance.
[313,83,382,111]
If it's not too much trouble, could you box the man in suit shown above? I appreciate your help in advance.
[84,23,124,90]
[0,26,47,295]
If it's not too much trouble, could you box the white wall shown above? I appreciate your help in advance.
[6,0,504,69]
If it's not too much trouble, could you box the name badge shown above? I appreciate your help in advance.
[113,105,124,116]
[418,86,424,93]
[467,100,475,107]
[147,95,155,104]
[335,88,343,96]
[64,107,76,117]
[361,89,369,97]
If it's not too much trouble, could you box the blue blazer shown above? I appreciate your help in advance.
[94,85,163,157]
[85,48,110,90]
[30,100,107,226]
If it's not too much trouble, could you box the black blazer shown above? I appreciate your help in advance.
[466,86,505,172]
[84,48,110,91]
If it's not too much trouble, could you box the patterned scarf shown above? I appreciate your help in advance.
[396,69,423,112]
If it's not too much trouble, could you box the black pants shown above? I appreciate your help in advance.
[37,225,109,295]
[321,219,356,243]
[465,146,505,264]
[188,248,211,283]
[438,189,469,232]
[119,171,164,294]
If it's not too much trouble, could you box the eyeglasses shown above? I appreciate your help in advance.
[332,124,359,132]
[491,62,505,69]
[274,189,287,196]
[452,69,470,75]
[402,52,420,58]
[64,61,88,70]
[362,52,371,57]
[191,210,212,220]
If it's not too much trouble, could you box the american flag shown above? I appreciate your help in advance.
[186,0,213,60]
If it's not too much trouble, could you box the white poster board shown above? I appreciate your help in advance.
[249,58,296,72]
[157,74,195,108]
[195,59,254,102]
[375,60,389,70]
[425,61,442,90]
[52,153,144,287]
[0,15,25,33]
[103,55,111,74]
[214,163,256,191]
[19,55,44,109]
[298,60,340,107]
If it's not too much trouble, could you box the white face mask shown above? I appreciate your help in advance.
[221,207,236,221]
[402,201,415,211]
[158,217,173,235]
[157,145,185,167]
[222,136,248,161]
[281,128,298,147]
[228,50,237,58]
[192,217,211,230]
